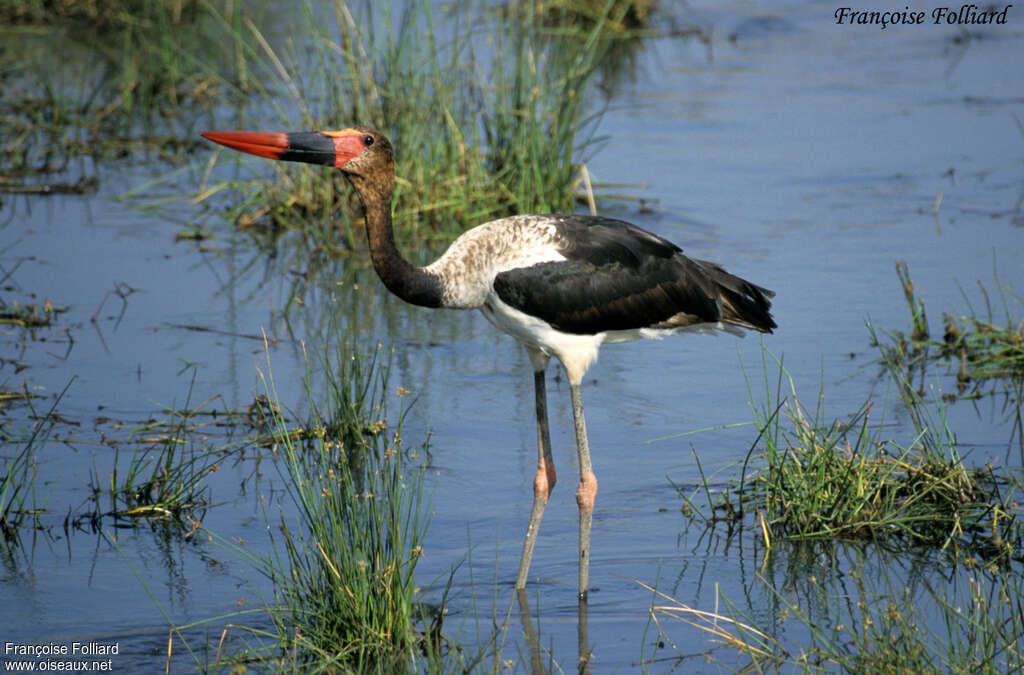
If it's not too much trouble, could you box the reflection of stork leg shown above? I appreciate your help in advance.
[578,595,593,673]
[516,589,548,675]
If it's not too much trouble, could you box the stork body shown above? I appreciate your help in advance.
[202,127,776,599]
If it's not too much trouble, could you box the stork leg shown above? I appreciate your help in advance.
[515,363,556,590]
[570,383,597,601]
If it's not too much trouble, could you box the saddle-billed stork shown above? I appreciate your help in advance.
[202,126,776,600]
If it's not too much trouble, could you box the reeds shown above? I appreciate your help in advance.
[5,0,630,257]
[211,339,436,672]
[1,0,228,190]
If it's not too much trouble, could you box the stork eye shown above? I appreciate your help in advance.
[363,135,374,146]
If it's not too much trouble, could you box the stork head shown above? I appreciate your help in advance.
[201,126,393,188]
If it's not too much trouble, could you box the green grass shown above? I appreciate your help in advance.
[677,353,1022,564]
[0,422,39,541]
[872,260,1024,398]
[0,0,202,27]
[674,262,1024,560]
[204,339,445,673]
[660,351,1023,672]
[662,275,1024,672]
[85,368,233,526]
[0,0,233,187]
[3,0,636,261]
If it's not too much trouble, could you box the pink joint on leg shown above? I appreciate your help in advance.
[575,471,598,513]
[534,456,557,503]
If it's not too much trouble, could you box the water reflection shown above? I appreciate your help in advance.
[648,534,1024,671]
[514,589,592,675]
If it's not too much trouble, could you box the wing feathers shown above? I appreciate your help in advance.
[493,219,776,336]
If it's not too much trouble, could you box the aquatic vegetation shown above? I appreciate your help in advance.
[674,263,1024,565]
[535,0,659,32]
[0,423,38,541]
[0,261,69,331]
[667,342,1024,671]
[0,380,70,542]
[0,299,67,329]
[88,370,236,525]
[0,0,229,188]
[0,0,204,27]
[0,373,260,538]
[873,260,1024,398]
[203,340,441,672]
[678,352,1022,563]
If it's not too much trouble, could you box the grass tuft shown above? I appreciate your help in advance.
[86,368,231,527]
[211,339,439,672]
[679,352,1022,565]
[873,260,1024,398]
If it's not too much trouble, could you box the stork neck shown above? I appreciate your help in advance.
[358,182,443,309]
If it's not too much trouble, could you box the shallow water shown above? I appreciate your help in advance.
[2,0,1023,672]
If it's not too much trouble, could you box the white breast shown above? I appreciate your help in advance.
[424,215,566,308]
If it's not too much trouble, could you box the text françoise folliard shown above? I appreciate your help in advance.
[835,5,1012,29]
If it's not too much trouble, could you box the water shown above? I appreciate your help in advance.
[2,0,1023,671]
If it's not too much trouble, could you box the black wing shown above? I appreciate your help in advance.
[550,214,681,265]
[493,216,776,335]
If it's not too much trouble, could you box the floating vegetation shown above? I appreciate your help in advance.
[1,372,263,535]
[0,299,67,328]
[83,372,246,527]
[0,388,41,408]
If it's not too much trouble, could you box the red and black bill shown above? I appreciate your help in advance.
[201,128,368,169]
